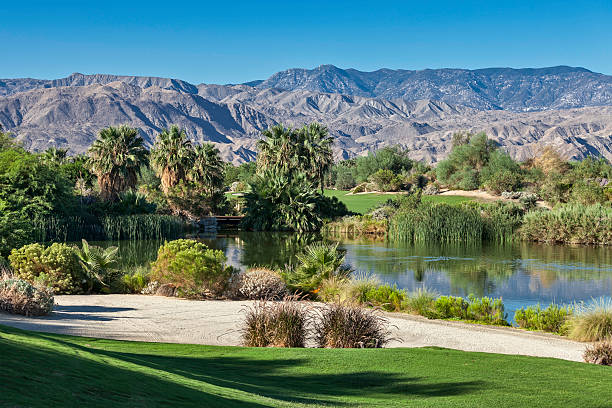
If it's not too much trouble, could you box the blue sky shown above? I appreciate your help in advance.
[1,1,610,84]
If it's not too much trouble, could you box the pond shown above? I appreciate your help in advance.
[97,232,612,319]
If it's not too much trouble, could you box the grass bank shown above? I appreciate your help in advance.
[324,190,473,214]
[1,325,611,407]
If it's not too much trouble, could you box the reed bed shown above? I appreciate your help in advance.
[102,215,185,241]
[33,216,105,243]
[389,203,484,244]
[322,216,387,237]
[521,204,612,245]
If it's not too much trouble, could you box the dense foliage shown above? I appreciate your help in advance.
[150,239,235,298]
[0,278,54,316]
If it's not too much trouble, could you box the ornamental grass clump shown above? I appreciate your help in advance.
[0,278,54,316]
[150,239,235,298]
[569,298,612,342]
[230,268,287,300]
[403,288,438,317]
[241,298,309,347]
[514,304,572,334]
[584,341,612,366]
[314,302,391,348]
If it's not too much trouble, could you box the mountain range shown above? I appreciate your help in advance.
[0,65,611,163]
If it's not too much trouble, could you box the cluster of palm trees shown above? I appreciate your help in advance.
[87,124,225,215]
[257,123,334,193]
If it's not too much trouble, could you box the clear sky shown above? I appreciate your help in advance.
[1,0,610,84]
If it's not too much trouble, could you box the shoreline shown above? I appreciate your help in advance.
[0,294,586,362]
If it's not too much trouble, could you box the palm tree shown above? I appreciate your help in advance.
[41,147,68,166]
[190,143,225,194]
[87,125,147,201]
[302,123,334,194]
[150,125,194,193]
[256,124,301,175]
[75,239,119,293]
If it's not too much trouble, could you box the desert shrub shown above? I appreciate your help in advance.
[353,146,413,183]
[520,204,612,245]
[569,298,612,342]
[569,180,608,205]
[8,243,84,294]
[480,151,523,194]
[369,169,404,192]
[120,266,150,294]
[314,302,391,348]
[230,268,287,300]
[584,341,612,366]
[241,299,308,347]
[514,304,572,334]
[150,239,235,298]
[282,243,352,295]
[404,288,437,317]
[434,296,469,319]
[0,278,54,316]
[360,283,407,312]
[466,295,508,325]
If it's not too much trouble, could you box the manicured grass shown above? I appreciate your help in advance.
[325,190,473,214]
[1,325,610,407]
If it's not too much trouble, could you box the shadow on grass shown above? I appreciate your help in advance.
[1,326,484,407]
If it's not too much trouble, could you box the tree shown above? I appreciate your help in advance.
[190,143,225,194]
[88,125,147,201]
[150,125,195,194]
[256,124,301,175]
[41,147,68,166]
[75,239,119,293]
[301,123,334,194]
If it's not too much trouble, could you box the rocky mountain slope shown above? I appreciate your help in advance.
[256,65,612,111]
[0,68,611,163]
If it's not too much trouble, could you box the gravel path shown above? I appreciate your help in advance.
[0,294,586,362]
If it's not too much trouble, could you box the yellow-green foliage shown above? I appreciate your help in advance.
[323,215,387,236]
[521,204,612,245]
[514,304,572,334]
[150,239,234,298]
[8,243,83,294]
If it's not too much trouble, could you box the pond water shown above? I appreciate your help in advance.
[98,232,612,319]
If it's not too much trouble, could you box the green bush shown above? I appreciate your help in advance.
[521,204,612,245]
[369,169,404,192]
[361,283,407,312]
[0,278,54,316]
[8,243,84,294]
[514,304,572,334]
[150,239,235,298]
[466,295,508,325]
[403,288,437,317]
[283,243,352,295]
[434,296,469,319]
[480,151,523,194]
[120,267,150,294]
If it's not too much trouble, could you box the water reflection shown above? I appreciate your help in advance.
[94,233,612,315]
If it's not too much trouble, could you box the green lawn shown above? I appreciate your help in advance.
[325,190,473,214]
[1,325,610,407]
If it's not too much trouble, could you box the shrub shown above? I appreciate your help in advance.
[360,283,407,312]
[480,151,523,194]
[0,278,54,316]
[584,341,612,366]
[481,202,524,243]
[8,243,83,294]
[521,204,612,245]
[120,266,150,294]
[434,296,469,319]
[75,240,119,293]
[150,239,235,298]
[241,299,308,347]
[514,304,572,334]
[369,169,404,192]
[404,288,437,317]
[230,268,287,300]
[569,298,612,342]
[314,302,391,348]
[283,243,352,295]
[465,295,508,325]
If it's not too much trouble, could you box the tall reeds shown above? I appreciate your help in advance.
[102,215,185,241]
[389,203,484,244]
[521,204,612,245]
